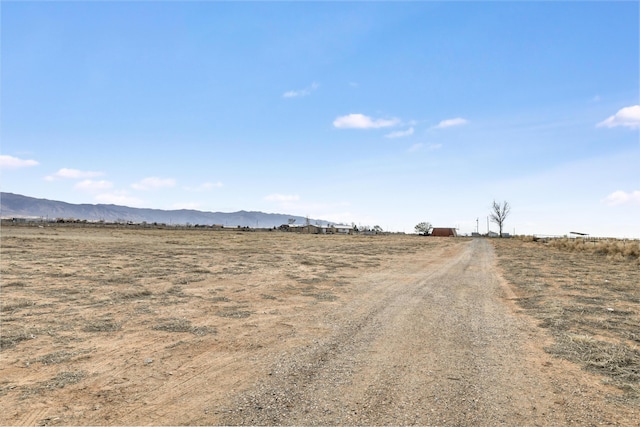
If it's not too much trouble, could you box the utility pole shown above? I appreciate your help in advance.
[487,216,489,234]
[476,218,479,234]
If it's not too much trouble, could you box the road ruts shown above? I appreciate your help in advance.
[218,239,597,426]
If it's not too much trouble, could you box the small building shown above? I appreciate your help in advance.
[301,224,324,234]
[330,224,353,235]
[431,227,457,237]
[569,231,589,239]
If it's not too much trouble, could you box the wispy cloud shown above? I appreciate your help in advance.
[603,190,640,206]
[282,82,319,98]
[45,168,103,181]
[0,155,39,169]
[385,127,414,139]
[433,117,468,129]
[597,105,640,129]
[131,177,176,190]
[333,114,400,129]
[183,181,223,192]
[75,180,113,192]
[264,194,300,202]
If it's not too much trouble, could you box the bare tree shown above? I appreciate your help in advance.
[414,222,433,235]
[490,200,511,237]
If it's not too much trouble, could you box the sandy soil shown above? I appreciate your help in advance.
[1,226,637,425]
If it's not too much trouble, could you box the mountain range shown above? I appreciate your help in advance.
[0,192,331,228]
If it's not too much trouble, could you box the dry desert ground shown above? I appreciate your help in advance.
[1,225,638,425]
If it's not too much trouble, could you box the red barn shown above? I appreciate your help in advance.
[431,227,457,237]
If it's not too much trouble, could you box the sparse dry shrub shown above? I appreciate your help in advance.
[606,252,626,263]
[494,239,640,399]
[546,237,639,262]
[623,242,640,258]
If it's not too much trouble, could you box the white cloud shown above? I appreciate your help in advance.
[184,181,223,192]
[0,155,39,169]
[333,114,400,129]
[94,191,144,207]
[433,117,468,129]
[75,180,113,192]
[603,190,640,206]
[385,127,414,139]
[45,168,103,181]
[282,82,319,98]
[264,194,300,202]
[597,105,640,129]
[131,177,176,190]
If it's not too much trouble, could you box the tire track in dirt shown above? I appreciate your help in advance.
[17,406,49,426]
[219,239,628,426]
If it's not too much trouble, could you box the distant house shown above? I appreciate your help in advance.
[304,224,321,234]
[281,224,323,234]
[279,223,353,235]
[431,227,458,237]
[329,225,353,235]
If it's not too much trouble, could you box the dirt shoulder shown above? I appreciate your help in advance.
[1,227,637,425]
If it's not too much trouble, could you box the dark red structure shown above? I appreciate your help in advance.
[431,227,458,237]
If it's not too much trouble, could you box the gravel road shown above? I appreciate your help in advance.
[220,239,625,426]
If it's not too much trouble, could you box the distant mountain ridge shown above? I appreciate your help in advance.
[0,192,330,228]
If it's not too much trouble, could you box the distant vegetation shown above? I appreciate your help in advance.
[518,235,640,264]
[414,222,433,235]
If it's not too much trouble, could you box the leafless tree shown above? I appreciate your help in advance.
[490,200,511,237]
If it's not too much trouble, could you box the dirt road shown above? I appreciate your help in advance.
[218,238,630,426]
[2,229,635,425]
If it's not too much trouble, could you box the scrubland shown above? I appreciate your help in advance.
[492,237,640,401]
[1,225,638,425]
[522,235,640,264]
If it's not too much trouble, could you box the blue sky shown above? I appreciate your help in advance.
[1,2,639,237]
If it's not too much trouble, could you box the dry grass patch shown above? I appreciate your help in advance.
[20,371,87,399]
[528,236,640,264]
[493,238,640,401]
[0,225,450,425]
